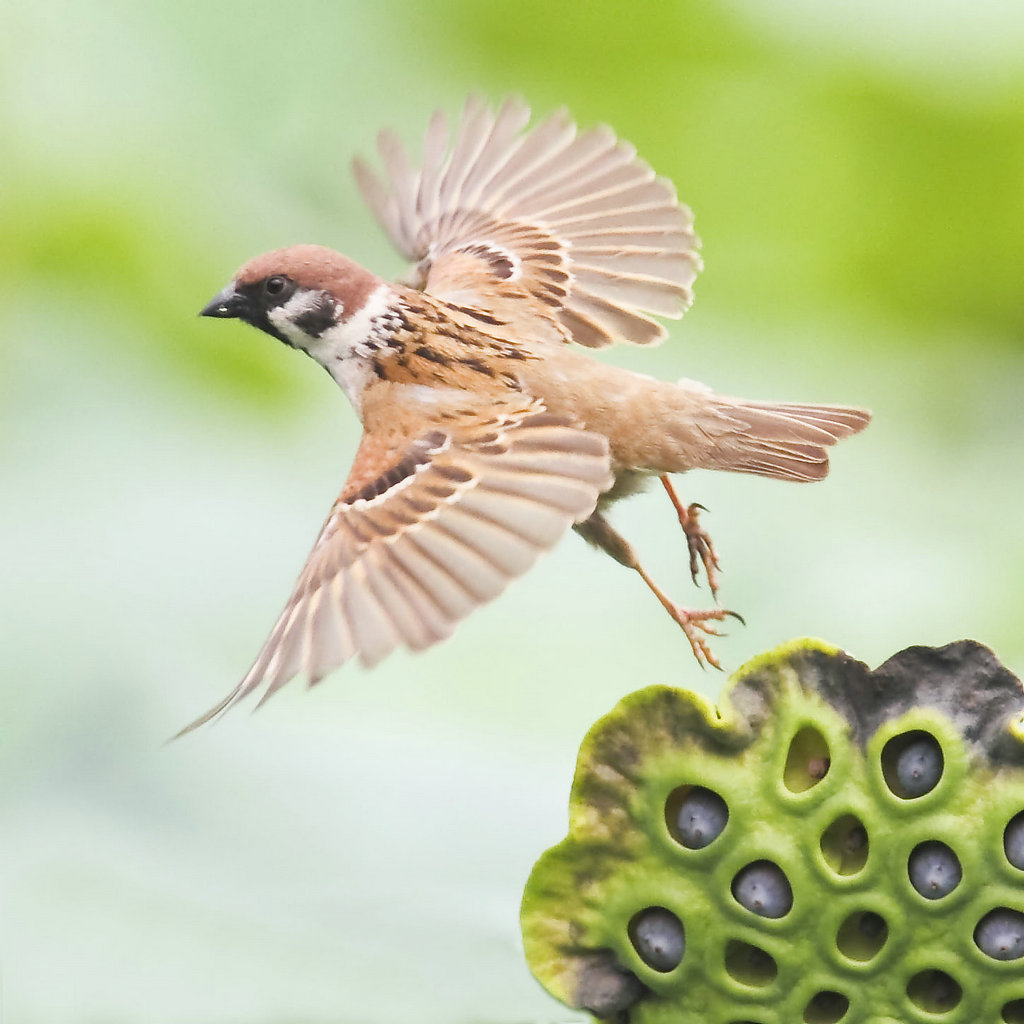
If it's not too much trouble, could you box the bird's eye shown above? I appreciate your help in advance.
[264,275,288,297]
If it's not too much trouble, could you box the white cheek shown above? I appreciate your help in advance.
[266,315,307,349]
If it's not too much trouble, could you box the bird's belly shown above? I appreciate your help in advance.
[598,467,654,509]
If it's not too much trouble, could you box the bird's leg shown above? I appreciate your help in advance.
[574,513,741,670]
[660,475,721,598]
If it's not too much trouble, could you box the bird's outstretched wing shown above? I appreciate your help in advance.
[353,95,702,349]
[177,402,610,735]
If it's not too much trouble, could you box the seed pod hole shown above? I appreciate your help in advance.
[1004,812,1024,870]
[784,725,831,793]
[666,785,728,850]
[975,908,1024,961]
[836,910,888,963]
[724,940,777,987]
[803,989,849,1023]
[906,969,962,1014]
[731,860,793,919]
[881,731,943,799]
[1004,998,1024,1023]
[628,906,685,972]
[908,841,961,900]
[820,814,869,876]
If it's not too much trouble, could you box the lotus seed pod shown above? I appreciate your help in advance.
[521,639,1024,1022]
[907,840,961,899]
[671,786,728,849]
[629,907,685,972]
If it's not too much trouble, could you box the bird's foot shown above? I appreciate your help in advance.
[660,478,721,597]
[576,509,742,670]
[667,605,744,670]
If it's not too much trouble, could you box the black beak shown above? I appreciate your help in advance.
[200,284,246,319]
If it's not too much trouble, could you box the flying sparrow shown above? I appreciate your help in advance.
[183,96,870,733]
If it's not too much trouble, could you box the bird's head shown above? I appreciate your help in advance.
[201,244,386,359]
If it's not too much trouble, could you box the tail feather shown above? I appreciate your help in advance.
[739,400,871,440]
[708,399,871,482]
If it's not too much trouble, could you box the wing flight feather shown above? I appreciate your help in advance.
[176,403,610,735]
[353,96,702,348]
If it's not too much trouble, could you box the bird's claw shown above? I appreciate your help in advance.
[667,605,743,670]
[679,501,722,597]
[659,479,723,597]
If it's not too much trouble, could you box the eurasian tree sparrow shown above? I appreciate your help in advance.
[183,96,870,733]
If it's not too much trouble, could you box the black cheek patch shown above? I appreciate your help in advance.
[293,293,338,338]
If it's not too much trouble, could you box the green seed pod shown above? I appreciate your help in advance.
[521,639,1024,1022]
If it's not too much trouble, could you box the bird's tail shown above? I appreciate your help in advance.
[694,394,871,482]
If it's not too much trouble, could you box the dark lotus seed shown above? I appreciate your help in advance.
[629,906,685,972]
[908,841,961,899]
[732,860,793,919]
[576,951,645,1017]
[975,908,1024,961]
[894,734,943,797]
[674,787,728,849]
[1004,812,1024,870]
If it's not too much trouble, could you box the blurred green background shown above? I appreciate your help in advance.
[3,1,1023,1021]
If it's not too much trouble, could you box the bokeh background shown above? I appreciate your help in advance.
[3,1,1023,1021]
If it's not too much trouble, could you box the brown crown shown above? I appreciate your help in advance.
[234,244,380,313]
